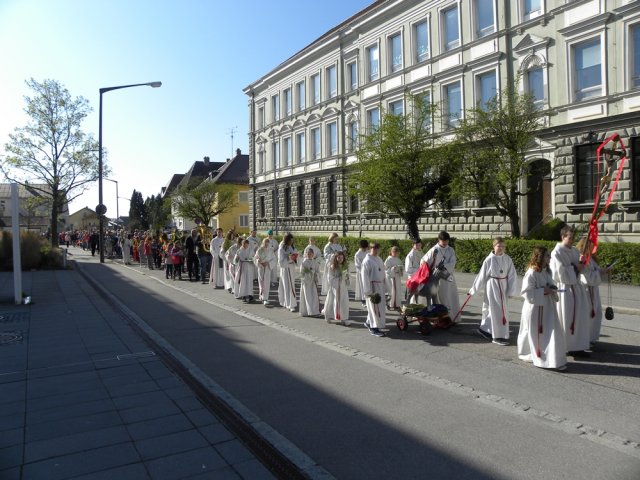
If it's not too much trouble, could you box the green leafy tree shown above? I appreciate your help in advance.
[2,78,101,246]
[128,190,147,231]
[145,194,171,230]
[171,179,237,227]
[348,95,458,241]
[453,80,552,238]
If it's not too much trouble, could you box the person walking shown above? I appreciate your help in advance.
[404,239,422,304]
[385,246,404,311]
[361,243,387,337]
[420,231,461,323]
[354,239,369,308]
[299,248,321,317]
[324,251,350,324]
[184,229,200,282]
[254,237,277,306]
[278,232,299,312]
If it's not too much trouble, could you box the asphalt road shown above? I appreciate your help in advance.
[77,254,640,480]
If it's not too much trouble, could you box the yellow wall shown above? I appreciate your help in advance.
[215,184,250,235]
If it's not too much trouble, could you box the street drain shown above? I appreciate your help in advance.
[0,332,23,345]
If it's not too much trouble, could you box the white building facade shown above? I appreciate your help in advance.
[245,0,640,241]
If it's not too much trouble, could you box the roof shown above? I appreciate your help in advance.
[0,183,52,198]
[211,151,249,185]
[162,174,185,198]
[176,159,225,189]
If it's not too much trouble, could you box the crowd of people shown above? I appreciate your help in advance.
[62,225,611,370]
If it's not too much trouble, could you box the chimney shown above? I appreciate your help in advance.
[203,156,210,166]
[235,148,241,157]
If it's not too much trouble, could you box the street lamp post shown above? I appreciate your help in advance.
[104,177,119,225]
[98,81,161,263]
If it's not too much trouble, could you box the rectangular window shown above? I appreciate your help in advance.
[311,74,321,105]
[239,215,249,227]
[348,121,359,152]
[476,0,495,38]
[526,67,545,108]
[259,196,265,218]
[443,6,460,51]
[415,21,429,63]
[632,137,640,201]
[576,144,599,203]
[632,24,640,89]
[420,92,432,130]
[350,194,359,213]
[328,181,337,215]
[296,132,305,164]
[297,80,306,111]
[284,88,292,116]
[238,191,249,202]
[443,81,462,129]
[284,187,291,217]
[348,62,358,91]
[388,100,404,116]
[573,38,602,101]
[327,65,337,98]
[311,127,321,159]
[476,70,497,110]
[257,149,264,174]
[389,33,403,73]
[523,0,541,21]
[312,183,320,215]
[297,185,305,216]
[283,137,292,167]
[367,44,379,82]
[327,122,337,156]
[272,140,280,170]
[258,107,264,129]
[272,94,280,122]
[367,107,380,132]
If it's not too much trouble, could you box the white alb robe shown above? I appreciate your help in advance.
[254,246,276,302]
[278,244,298,310]
[517,268,567,369]
[384,255,404,310]
[468,252,517,339]
[580,258,603,342]
[233,247,255,299]
[361,254,387,329]
[324,265,350,322]
[550,243,590,352]
[322,242,344,295]
[209,236,225,287]
[354,249,368,302]
[299,258,320,316]
[404,248,422,304]
[224,245,239,292]
[421,244,461,322]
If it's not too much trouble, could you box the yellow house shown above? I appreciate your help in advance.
[211,149,249,235]
[66,207,100,231]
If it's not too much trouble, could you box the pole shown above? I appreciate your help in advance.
[98,90,105,263]
[11,184,22,304]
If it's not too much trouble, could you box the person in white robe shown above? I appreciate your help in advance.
[278,233,299,312]
[404,239,423,304]
[384,246,404,311]
[324,251,350,324]
[267,229,279,284]
[361,243,387,337]
[299,248,321,317]
[122,233,132,265]
[420,231,461,322]
[550,226,590,356]
[225,237,242,295]
[306,237,323,278]
[221,232,236,292]
[517,247,567,370]
[354,239,369,307]
[576,238,610,344]
[468,237,517,345]
[322,233,344,295]
[209,228,225,288]
[254,238,277,306]
[247,229,260,279]
[233,239,255,302]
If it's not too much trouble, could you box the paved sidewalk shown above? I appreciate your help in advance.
[0,266,276,479]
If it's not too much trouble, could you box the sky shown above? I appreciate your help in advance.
[0,0,374,219]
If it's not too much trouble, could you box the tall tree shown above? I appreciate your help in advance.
[2,78,101,246]
[128,190,147,231]
[171,179,237,227]
[348,95,458,241]
[145,194,171,231]
[453,80,550,238]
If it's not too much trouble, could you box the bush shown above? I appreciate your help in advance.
[525,218,567,241]
[0,231,65,270]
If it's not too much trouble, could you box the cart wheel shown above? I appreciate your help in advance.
[419,321,433,336]
[396,317,409,331]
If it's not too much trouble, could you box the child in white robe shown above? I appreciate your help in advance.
[404,239,423,304]
[354,239,369,308]
[277,233,299,312]
[322,233,344,295]
[468,237,517,345]
[254,238,277,306]
[361,243,387,337]
[384,246,403,311]
[576,238,610,344]
[550,226,590,356]
[420,231,461,323]
[517,246,567,370]
[299,248,321,317]
[324,251,350,324]
[233,239,255,302]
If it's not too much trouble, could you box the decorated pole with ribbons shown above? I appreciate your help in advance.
[580,133,627,265]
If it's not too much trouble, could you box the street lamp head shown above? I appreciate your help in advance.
[148,82,162,88]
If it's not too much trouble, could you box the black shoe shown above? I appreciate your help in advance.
[370,328,386,337]
[477,328,492,340]
[569,350,591,358]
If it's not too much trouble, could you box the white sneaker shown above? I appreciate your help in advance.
[263,300,269,306]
